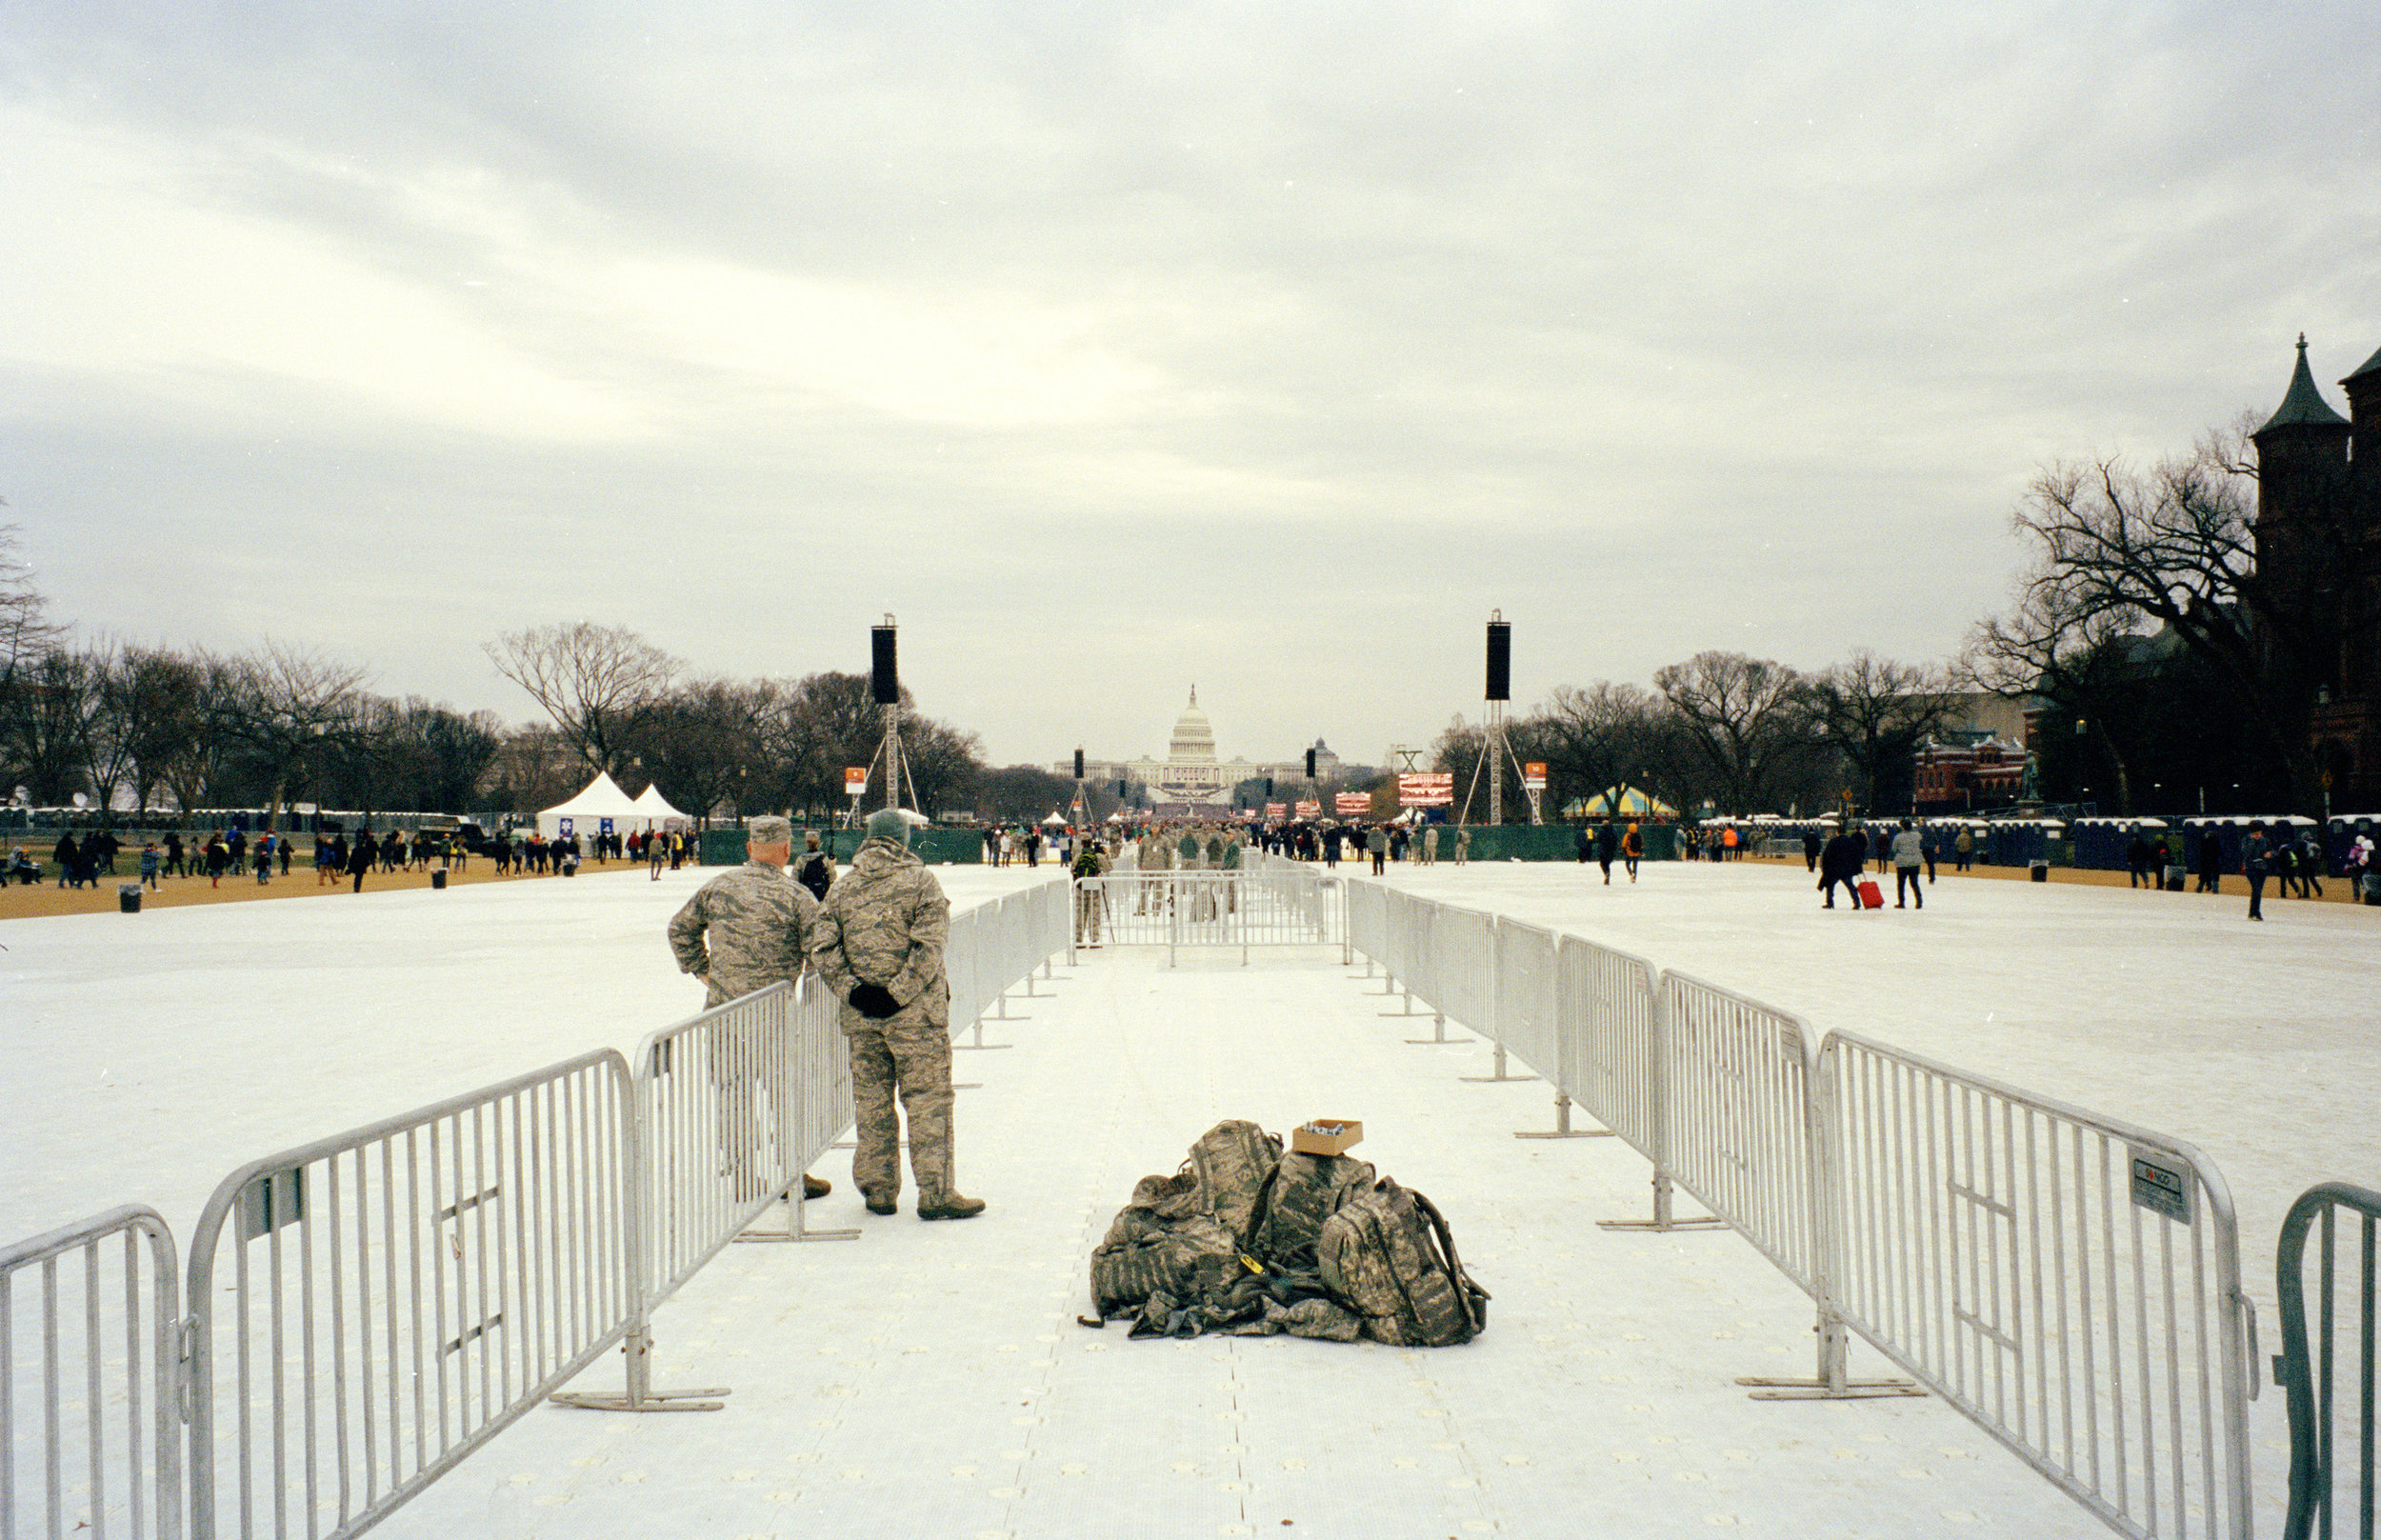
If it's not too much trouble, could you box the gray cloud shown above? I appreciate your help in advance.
[4,1,2377,768]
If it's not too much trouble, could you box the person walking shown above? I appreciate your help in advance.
[1422,823,1439,866]
[1366,824,1388,875]
[2242,821,2272,921]
[796,830,836,901]
[138,841,161,891]
[810,809,980,1221]
[2195,828,2224,894]
[1454,826,1471,867]
[2126,830,2155,889]
[2299,830,2326,899]
[1071,836,1110,946]
[345,834,373,893]
[1802,828,1822,873]
[52,831,79,889]
[669,815,832,1203]
[1891,818,1925,909]
[1818,826,1865,911]
[1593,820,1617,885]
[1623,822,1643,883]
[1953,826,1973,871]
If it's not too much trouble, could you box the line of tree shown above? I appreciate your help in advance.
[1430,652,1958,824]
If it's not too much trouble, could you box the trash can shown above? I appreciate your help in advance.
[2364,871,2380,907]
[2029,860,2049,883]
[118,883,142,913]
[430,870,448,890]
[2163,865,2186,891]
[564,858,579,877]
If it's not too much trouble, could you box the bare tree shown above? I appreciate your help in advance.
[1997,427,2371,812]
[904,717,985,820]
[1806,652,1954,815]
[219,642,370,829]
[484,623,682,777]
[1966,588,2155,816]
[1536,682,1669,819]
[152,651,249,815]
[3,646,102,806]
[623,679,771,829]
[0,522,68,688]
[1651,651,1817,815]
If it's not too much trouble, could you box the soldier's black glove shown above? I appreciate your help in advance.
[848,983,901,1019]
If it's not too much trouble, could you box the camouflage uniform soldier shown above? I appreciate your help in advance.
[809,810,984,1221]
[1454,826,1471,866]
[666,815,830,1201]
[1422,824,1440,865]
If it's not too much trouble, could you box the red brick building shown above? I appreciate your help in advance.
[1913,733,2027,814]
[2251,336,2381,809]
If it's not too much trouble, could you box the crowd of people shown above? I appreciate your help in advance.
[8,822,705,895]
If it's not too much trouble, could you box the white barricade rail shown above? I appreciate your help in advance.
[1071,873,1336,964]
[1430,905,1498,1047]
[1345,879,1388,976]
[186,1050,635,1539]
[2,1205,180,1540]
[1470,919,1550,1089]
[1822,1031,2254,1538]
[1659,971,1823,1293]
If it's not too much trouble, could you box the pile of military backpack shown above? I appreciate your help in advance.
[1085,1120,1489,1347]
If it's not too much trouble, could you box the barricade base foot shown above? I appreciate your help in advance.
[734,1225,860,1243]
[954,1043,1014,1050]
[1597,1216,1725,1231]
[549,1389,730,1412]
[952,1081,983,1090]
[1737,1376,1924,1401]
[1516,1129,1613,1139]
[1459,1072,1539,1083]
[1405,1035,1471,1045]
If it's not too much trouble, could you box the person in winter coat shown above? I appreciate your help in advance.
[2126,832,2155,889]
[796,830,836,902]
[1593,821,1618,885]
[1818,828,1866,910]
[346,835,373,893]
[2241,821,2272,921]
[1365,825,1388,875]
[1802,829,1823,872]
[1891,819,1926,909]
[1623,823,1643,882]
[51,832,80,889]
[810,810,981,1221]
[2195,830,2224,894]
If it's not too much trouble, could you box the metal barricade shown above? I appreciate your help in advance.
[3,1205,181,1540]
[186,1050,635,1537]
[1823,1030,2252,1536]
[1345,878,1388,973]
[1070,873,1337,964]
[1659,971,1824,1294]
[2276,1182,2381,1540]
[1471,918,1551,1089]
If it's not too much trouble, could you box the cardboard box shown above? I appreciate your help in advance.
[1291,1119,1364,1157]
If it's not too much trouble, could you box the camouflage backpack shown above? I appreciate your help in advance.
[1317,1179,1490,1348]
[1254,1151,1375,1264]
[1185,1120,1282,1250]
[1090,1171,1240,1317]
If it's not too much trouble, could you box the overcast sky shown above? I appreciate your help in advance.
[4,2,2376,770]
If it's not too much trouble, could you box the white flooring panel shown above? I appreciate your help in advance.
[370,949,2104,1540]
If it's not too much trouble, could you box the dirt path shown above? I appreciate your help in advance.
[0,856,666,919]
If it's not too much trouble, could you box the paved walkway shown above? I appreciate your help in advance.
[377,944,2104,1540]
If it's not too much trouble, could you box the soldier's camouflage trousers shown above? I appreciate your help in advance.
[1075,885,1107,943]
[846,1015,954,1206]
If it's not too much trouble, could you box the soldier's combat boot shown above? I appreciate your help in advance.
[803,1174,830,1200]
[917,1195,986,1221]
[863,1193,898,1216]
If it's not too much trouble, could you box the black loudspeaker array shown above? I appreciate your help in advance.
[1305,749,1317,778]
[870,626,899,706]
[1073,749,1086,780]
[1485,620,1511,703]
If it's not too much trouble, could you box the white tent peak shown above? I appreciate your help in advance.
[537,771,672,838]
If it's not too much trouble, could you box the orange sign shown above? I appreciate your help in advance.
[844,767,870,797]
[1523,762,1548,791]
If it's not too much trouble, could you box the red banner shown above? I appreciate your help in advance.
[1264,803,1286,818]
[1398,772,1453,808]
[1294,800,1322,819]
[1335,792,1371,814]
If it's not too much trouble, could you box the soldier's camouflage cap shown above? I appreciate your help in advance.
[747,815,793,846]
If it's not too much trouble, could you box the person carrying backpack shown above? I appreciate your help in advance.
[796,830,836,901]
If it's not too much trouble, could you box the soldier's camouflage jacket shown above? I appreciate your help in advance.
[668,860,820,1007]
[809,835,951,1032]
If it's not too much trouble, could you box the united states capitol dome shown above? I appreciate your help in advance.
[1168,688,1217,765]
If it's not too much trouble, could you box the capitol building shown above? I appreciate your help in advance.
[1054,690,1342,812]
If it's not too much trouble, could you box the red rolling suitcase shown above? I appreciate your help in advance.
[1856,879,1884,910]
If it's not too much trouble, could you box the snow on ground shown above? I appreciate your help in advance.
[6,855,2359,1535]
[1370,857,2381,1283]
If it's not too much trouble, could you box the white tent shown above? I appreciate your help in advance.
[536,771,650,840]
[631,782,690,829]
